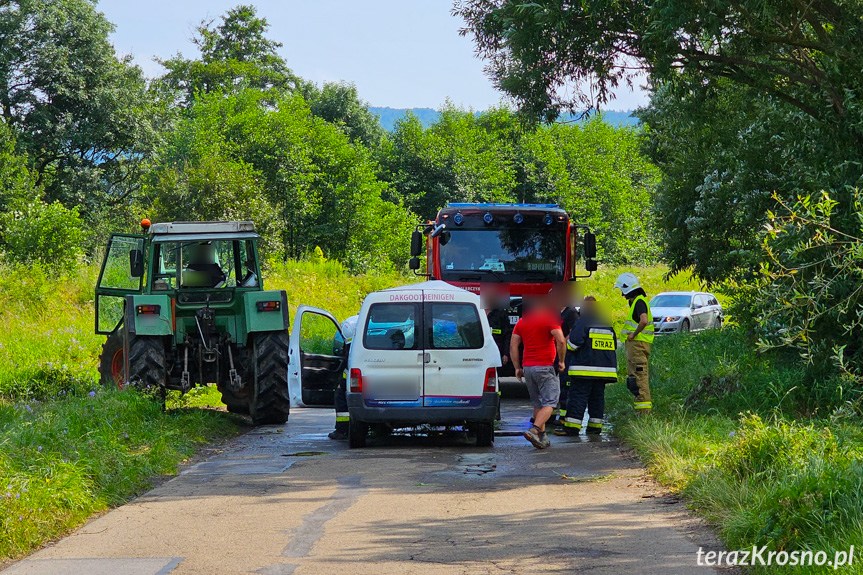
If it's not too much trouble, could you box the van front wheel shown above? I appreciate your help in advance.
[348,419,369,448]
[475,420,494,447]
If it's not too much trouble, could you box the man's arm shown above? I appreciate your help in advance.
[628,312,650,341]
[552,328,566,372]
[510,333,523,380]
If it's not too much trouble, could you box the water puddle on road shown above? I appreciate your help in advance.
[282,451,327,457]
[456,453,498,475]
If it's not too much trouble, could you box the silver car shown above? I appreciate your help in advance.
[650,291,723,334]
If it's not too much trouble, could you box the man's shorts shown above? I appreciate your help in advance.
[524,365,560,409]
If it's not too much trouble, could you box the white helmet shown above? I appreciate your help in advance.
[614,272,641,296]
[340,315,359,344]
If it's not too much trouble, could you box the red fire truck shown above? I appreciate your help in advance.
[409,203,597,375]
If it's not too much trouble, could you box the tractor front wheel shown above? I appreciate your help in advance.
[248,330,291,425]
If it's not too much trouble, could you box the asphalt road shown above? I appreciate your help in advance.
[3,399,727,575]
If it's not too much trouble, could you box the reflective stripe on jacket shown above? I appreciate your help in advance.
[567,319,618,382]
[622,295,655,343]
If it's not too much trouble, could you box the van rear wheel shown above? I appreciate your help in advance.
[348,419,369,448]
[474,420,494,447]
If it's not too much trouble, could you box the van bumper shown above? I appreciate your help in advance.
[347,392,499,425]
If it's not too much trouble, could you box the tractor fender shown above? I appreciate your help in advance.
[244,290,289,337]
[125,294,174,336]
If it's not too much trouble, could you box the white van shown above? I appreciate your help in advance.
[345,281,501,448]
[285,281,501,447]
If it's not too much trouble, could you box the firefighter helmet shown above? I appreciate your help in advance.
[614,272,641,296]
[340,315,358,344]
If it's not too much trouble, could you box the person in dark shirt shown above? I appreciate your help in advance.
[550,304,579,427]
[185,242,227,288]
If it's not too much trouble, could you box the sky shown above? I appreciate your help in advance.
[97,0,648,111]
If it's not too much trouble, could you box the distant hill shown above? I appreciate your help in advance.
[369,107,639,131]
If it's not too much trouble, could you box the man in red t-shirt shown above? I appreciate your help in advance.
[510,298,567,449]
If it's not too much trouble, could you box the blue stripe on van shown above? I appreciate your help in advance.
[364,399,423,407]
[423,396,482,407]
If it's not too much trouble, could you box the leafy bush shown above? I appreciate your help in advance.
[742,192,863,401]
[0,200,85,271]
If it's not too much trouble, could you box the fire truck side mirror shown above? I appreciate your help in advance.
[585,259,598,272]
[583,232,597,260]
[409,257,421,270]
[410,230,423,257]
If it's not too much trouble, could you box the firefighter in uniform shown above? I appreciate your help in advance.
[328,315,358,440]
[614,273,654,413]
[550,304,579,427]
[557,297,617,435]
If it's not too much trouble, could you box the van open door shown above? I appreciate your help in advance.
[288,305,344,407]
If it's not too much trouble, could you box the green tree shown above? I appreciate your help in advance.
[0,0,158,218]
[301,81,387,147]
[145,90,412,270]
[380,105,657,262]
[159,4,298,104]
[380,105,515,219]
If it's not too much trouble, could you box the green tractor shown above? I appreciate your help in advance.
[94,220,290,425]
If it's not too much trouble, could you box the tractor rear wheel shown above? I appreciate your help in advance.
[98,331,167,406]
[249,330,291,425]
[98,331,126,389]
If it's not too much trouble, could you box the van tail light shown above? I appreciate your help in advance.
[483,367,497,393]
[349,368,363,393]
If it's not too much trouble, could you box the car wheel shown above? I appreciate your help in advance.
[680,319,691,332]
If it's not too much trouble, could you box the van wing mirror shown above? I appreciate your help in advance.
[129,249,144,278]
[410,230,423,257]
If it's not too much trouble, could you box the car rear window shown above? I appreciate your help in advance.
[363,303,419,350]
[428,303,483,350]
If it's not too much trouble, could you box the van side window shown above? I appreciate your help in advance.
[428,303,483,349]
[363,303,418,350]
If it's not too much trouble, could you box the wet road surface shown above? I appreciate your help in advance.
[2,398,726,574]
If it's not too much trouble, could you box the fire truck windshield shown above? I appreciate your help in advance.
[439,228,565,282]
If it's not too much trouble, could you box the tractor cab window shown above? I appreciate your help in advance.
[152,240,258,294]
[180,241,233,288]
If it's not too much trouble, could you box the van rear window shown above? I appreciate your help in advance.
[428,303,483,350]
[363,303,419,350]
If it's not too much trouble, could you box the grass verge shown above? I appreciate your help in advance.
[607,329,863,574]
[0,388,242,563]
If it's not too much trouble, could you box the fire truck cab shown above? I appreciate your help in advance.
[409,203,597,375]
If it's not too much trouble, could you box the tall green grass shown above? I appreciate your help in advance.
[608,330,863,574]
